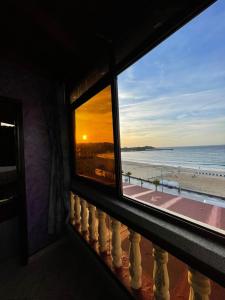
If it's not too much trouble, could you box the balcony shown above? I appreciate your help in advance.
[69,191,225,299]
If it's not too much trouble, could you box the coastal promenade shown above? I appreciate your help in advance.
[122,160,225,198]
[123,183,225,231]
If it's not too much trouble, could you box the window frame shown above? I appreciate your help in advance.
[70,75,122,197]
[69,73,225,287]
[68,0,225,288]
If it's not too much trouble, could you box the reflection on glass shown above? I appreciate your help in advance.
[74,86,115,186]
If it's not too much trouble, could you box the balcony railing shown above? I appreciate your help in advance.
[69,192,224,300]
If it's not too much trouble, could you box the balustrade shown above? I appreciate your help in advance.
[74,195,81,231]
[129,229,142,289]
[70,192,75,225]
[98,209,108,254]
[111,218,122,269]
[153,244,170,300]
[80,198,88,240]
[88,203,97,245]
[70,193,215,300]
[188,268,211,300]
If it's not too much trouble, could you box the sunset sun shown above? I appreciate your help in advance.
[82,134,87,141]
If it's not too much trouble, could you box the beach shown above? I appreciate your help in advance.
[122,160,225,198]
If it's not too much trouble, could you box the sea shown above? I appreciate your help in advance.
[121,144,225,172]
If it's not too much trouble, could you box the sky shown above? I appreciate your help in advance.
[118,0,225,148]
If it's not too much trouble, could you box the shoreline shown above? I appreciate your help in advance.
[122,160,225,198]
[122,159,225,176]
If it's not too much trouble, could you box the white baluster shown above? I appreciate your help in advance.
[188,267,211,300]
[152,244,170,300]
[129,229,142,289]
[70,192,75,225]
[80,198,88,239]
[111,218,122,269]
[98,209,108,254]
[74,195,81,231]
[88,203,97,244]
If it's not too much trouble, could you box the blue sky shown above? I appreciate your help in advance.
[118,0,225,147]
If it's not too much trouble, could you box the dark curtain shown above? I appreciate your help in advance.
[42,83,70,235]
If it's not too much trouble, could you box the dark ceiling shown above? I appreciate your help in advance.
[0,0,215,82]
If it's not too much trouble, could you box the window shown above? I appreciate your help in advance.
[118,0,225,234]
[69,1,225,292]
[73,85,116,186]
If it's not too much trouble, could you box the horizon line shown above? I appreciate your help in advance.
[121,143,225,148]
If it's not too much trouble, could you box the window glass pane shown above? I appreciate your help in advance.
[118,1,225,233]
[74,86,116,186]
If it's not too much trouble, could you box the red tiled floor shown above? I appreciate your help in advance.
[123,185,150,196]
[123,184,225,231]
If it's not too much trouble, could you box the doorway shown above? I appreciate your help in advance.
[0,99,27,264]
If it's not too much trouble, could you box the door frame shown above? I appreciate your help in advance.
[0,97,28,264]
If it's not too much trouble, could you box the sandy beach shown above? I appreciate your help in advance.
[122,160,225,198]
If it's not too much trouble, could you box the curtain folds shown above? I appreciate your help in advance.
[42,83,70,235]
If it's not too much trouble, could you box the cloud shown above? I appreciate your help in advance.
[117,1,225,147]
[118,88,225,147]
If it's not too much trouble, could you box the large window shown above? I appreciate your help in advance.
[118,0,225,233]
[69,1,225,292]
[73,85,116,186]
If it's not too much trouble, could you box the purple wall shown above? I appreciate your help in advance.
[0,59,56,254]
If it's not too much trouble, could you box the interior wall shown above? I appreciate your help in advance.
[0,58,57,255]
